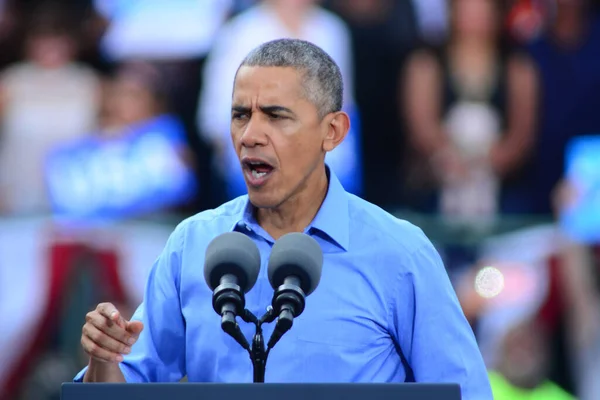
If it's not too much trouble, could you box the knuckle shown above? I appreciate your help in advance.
[88,327,100,342]
[85,312,94,323]
[97,302,113,313]
[88,342,98,354]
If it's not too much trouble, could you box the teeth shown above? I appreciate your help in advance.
[251,170,267,179]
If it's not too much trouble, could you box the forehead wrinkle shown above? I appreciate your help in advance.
[234,66,303,96]
[233,91,301,114]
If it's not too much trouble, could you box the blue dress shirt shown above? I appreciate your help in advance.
[74,167,492,399]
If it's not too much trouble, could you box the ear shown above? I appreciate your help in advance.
[322,111,350,152]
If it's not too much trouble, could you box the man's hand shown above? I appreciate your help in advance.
[81,302,144,363]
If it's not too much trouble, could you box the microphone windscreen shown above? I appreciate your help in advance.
[204,232,261,293]
[267,232,323,296]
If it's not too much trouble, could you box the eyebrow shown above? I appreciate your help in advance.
[259,105,294,116]
[231,105,295,116]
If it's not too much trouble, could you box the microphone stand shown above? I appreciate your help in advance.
[217,282,305,382]
[238,308,277,383]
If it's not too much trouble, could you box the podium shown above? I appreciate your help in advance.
[61,382,461,400]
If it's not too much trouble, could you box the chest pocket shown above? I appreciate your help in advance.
[271,303,398,383]
[289,296,391,349]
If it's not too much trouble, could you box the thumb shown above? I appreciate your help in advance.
[126,320,144,336]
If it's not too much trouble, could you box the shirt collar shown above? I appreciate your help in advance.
[231,165,350,251]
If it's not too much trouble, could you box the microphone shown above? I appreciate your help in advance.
[266,232,323,349]
[204,232,261,350]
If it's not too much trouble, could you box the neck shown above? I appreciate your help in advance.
[450,38,496,57]
[267,1,311,34]
[256,165,329,240]
[448,39,497,76]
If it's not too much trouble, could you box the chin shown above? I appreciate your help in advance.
[247,191,282,209]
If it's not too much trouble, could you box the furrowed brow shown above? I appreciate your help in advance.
[259,105,295,116]
[232,105,251,114]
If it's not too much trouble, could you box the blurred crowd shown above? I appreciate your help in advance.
[1,0,600,399]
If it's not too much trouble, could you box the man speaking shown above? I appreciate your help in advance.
[74,39,493,399]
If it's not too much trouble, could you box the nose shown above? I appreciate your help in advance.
[240,115,269,148]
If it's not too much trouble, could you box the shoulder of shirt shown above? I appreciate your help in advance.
[66,63,101,79]
[171,195,248,237]
[346,193,434,257]
[220,6,265,31]
[310,7,351,34]
[0,62,38,82]
[1,62,99,83]
[224,5,349,33]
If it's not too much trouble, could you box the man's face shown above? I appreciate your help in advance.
[231,66,328,208]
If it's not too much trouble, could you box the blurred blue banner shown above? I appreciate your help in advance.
[45,115,197,221]
[561,134,600,243]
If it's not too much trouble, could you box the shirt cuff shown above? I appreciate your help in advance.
[72,363,139,382]
[73,366,88,382]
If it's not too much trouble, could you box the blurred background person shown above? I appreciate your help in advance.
[91,0,237,211]
[526,0,600,215]
[489,319,574,399]
[100,62,172,135]
[553,176,600,400]
[556,240,600,400]
[98,61,197,215]
[402,0,538,220]
[0,2,101,216]
[455,175,600,399]
[325,0,419,209]
[43,60,198,220]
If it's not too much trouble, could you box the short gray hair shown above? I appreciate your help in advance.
[237,38,343,118]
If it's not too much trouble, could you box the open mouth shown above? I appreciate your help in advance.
[242,159,275,185]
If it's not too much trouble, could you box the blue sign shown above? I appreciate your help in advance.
[561,134,600,243]
[223,106,363,199]
[45,115,197,221]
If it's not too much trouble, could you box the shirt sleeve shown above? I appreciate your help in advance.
[389,232,493,399]
[73,223,187,382]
